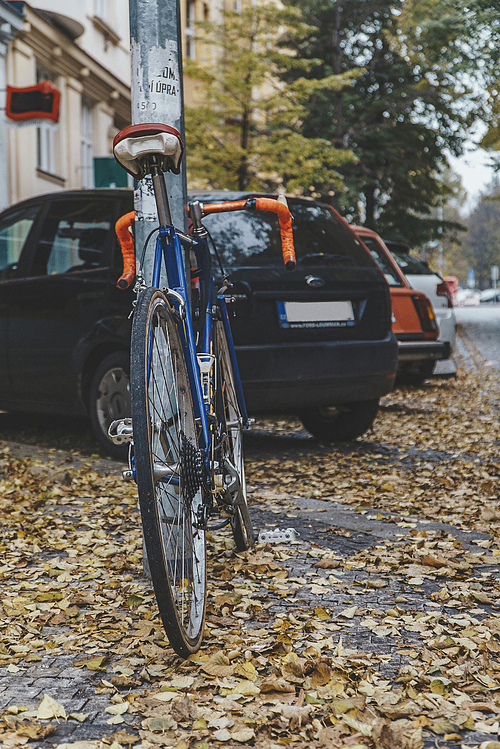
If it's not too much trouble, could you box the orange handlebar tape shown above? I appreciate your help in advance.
[201,198,296,271]
[115,211,136,289]
[254,198,296,271]
[202,200,248,214]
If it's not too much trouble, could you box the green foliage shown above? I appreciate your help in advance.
[281,0,481,244]
[458,182,500,288]
[184,5,356,194]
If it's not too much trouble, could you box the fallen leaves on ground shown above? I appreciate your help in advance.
[1,343,500,748]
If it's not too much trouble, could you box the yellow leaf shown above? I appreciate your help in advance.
[430,679,446,695]
[260,676,294,693]
[231,728,256,742]
[193,718,208,729]
[231,680,260,695]
[150,691,180,702]
[104,702,129,715]
[36,694,67,720]
[235,661,258,681]
[311,662,332,687]
[171,675,195,690]
[429,719,460,735]
[314,607,331,620]
[338,606,357,619]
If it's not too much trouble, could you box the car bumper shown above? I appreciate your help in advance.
[236,333,398,412]
[398,340,451,363]
[435,308,456,354]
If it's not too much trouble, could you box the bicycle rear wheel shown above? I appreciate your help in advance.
[131,288,206,657]
[216,320,255,551]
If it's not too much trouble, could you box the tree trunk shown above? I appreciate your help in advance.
[364,185,376,229]
[332,1,342,148]
[238,106,250,190]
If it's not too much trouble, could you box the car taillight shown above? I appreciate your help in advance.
[412,295,439,333]
[436,280,453,308]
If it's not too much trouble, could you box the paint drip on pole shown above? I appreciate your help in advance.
[129,0,188,284]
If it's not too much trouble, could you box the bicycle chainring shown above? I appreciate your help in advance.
[180,432,203,503]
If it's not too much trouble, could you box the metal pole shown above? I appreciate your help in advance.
[129,0,188,285]
[128,0,187,577]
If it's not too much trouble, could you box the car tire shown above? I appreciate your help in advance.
[414,360,435,384]
[398,360,435,386]
[299,399,379,442]
[89,351,131,460]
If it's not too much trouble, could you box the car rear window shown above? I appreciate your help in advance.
[201,201,378,270]
[357,237,404,287]
[384,242,434,276]
[34,199,114,275]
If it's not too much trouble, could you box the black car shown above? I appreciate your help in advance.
[0,189,397,457]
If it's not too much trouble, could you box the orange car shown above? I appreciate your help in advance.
[353,227,448,383]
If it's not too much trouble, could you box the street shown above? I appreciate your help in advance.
[456,305,500,367]
[1,312,500,749]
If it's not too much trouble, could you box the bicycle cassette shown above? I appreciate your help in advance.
[180,433,203,503]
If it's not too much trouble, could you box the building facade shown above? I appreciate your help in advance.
[2,0,244,208]
[4,0,131,207]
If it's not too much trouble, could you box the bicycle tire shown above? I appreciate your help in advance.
[215,320,255,551]
[131,288,206,657]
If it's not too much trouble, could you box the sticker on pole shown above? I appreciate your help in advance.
[131,40,181,122]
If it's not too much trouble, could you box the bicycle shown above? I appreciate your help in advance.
[109,122,296,657]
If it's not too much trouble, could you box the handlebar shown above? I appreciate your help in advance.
[115,211,136,289]
[201,197,296,271]
[115,196,297,289]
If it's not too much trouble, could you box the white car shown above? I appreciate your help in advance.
[384,241,456,363]
[480,288,500,304]
[455,287,481,306]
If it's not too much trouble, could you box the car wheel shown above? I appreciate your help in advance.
[89,351,131,460]
[299,399,379,442]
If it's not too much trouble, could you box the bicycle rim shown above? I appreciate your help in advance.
[216,320,255,551]
[131,288,206,656]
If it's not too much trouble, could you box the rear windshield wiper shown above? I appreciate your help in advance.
[301,253,356,266]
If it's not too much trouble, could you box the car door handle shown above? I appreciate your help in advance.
[77,291,106,301]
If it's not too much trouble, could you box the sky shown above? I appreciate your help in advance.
[448,147,496,214]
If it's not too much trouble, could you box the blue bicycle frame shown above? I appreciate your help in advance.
[150,224,248,480]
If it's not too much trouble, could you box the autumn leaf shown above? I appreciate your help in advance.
[36,694,66,721]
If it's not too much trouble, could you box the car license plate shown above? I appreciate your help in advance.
[277,301,355,328]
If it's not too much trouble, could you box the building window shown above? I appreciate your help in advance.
[186,0,195,60]
[36,65,58,176]
[81,98,94,189]
[37,126,56,174]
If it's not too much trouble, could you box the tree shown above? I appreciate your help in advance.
[458,182,500,288]
[184,4,357,195]
[280,0,480,245]
[423,170,468,279]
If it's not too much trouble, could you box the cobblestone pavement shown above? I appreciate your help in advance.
[0,332,499,748]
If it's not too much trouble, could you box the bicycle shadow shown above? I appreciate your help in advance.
[243,417,394,460]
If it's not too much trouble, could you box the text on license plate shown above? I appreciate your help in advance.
[277,301,355,328]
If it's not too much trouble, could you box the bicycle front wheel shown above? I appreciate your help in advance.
[216,320,255,551]
[131,288,206,657]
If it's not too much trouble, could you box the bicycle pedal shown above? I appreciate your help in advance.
[108,418,133,445]
[258,528,300,544]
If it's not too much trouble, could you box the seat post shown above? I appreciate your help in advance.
[151,169,172,228]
